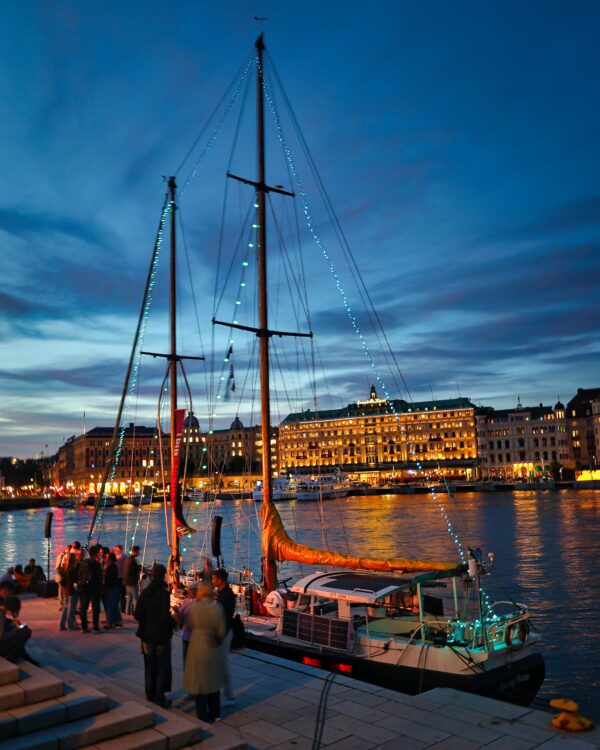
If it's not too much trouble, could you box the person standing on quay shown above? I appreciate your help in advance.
[59,553,79,631]
[184,580,226,723]
[114,544,127,613]
[134,564,175,707]
[124,545,140,615]
[211,567,236,705]
[103,552,121,629]
[78,545,103,634]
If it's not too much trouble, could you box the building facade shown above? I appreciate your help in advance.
[55,424,169,495]
[204,417,279,479]
[566,388,600,469]
[475,400,570,479]
[278,387,478,479]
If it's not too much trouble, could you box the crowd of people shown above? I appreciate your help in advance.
[0,559,47,593]
[1,544,239,725]
[54,541,141,633]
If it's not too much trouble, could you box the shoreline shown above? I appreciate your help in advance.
[1,480,599,511]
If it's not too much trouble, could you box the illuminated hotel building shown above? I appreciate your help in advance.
[475,400,570,479]
[278,387,478,479]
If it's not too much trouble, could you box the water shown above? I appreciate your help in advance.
[1,489,599,716]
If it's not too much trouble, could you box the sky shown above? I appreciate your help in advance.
[1,1,599,458]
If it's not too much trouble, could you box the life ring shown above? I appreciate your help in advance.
[519,619,529,643]
[505,620,529,649]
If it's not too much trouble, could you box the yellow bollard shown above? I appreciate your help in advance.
[550,698,594,732]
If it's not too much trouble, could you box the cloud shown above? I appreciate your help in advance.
[0,206,108,247]
[486,197,600,242]
[0,291,54,317]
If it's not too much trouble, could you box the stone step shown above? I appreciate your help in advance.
[0,658,20,687]
[89,677,205,750]
[82,728,169,750]
[18,662,64,705]
[0,700,155,750]
[0,685,111,740]
[91,673,247,750]
[0,680,25,711]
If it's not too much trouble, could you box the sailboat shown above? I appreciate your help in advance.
[212,35,545,706]
[89,34,544,707]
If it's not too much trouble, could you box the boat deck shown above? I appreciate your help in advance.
[17,594,600,750]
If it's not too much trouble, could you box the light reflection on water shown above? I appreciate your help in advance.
[1,490,599,714]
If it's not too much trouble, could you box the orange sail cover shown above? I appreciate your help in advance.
[261,501,457,574]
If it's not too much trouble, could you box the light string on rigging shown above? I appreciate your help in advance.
[262,74,408,433]
[178,56,256,198]
[88,199,169,544]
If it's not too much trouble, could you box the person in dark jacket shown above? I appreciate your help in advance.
[134,563,175,707]
[78,545,103,633]
[103,552,121,629]
[124,546,141,615]
[211,567,236,704]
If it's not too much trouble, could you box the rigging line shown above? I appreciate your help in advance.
[265,56,405,390]
[265,55,411,406]
[263,65,311,323]
[178,362,194,516]
[124,366,144,551]
[212,72,252,322]
[267,196,312,336]
[156,367,171,552]
[213,199,254,318]
[176,53,255,184]
[177,207,207,369]
[88,196,169,543]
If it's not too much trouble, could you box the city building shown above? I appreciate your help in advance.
[204,417,279,480]
[55,424,168,495]
[475,399,570,480]
[278,386,478,480]
[566,388,600,469]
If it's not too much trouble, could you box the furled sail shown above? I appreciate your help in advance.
[261,500,458,574]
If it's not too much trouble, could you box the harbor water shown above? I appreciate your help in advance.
[1,489,599,716]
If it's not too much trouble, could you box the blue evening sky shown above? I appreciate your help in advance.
[1,2,599,458]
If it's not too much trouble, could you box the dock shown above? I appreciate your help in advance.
[3,595,599,749]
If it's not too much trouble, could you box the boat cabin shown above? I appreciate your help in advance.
[279,569,461,651]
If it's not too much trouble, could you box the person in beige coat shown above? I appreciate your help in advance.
[183,581,226,722]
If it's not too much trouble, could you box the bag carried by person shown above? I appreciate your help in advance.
[230,613,246,650]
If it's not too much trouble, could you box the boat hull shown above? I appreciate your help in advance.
[245,632,545,707]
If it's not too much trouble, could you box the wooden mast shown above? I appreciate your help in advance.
[168,175,179,578]
[215,34,308,590]
[255,34,278,593]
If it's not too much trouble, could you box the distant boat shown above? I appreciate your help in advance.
[253,477,296,501]
[86,494,115,507]
[295,470,351,501]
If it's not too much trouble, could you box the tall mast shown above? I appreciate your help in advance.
[168,175,179,572]
[256,34,277,592]
[215,34,308,590]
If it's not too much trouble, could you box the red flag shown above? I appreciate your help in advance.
[170,408,196,538]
